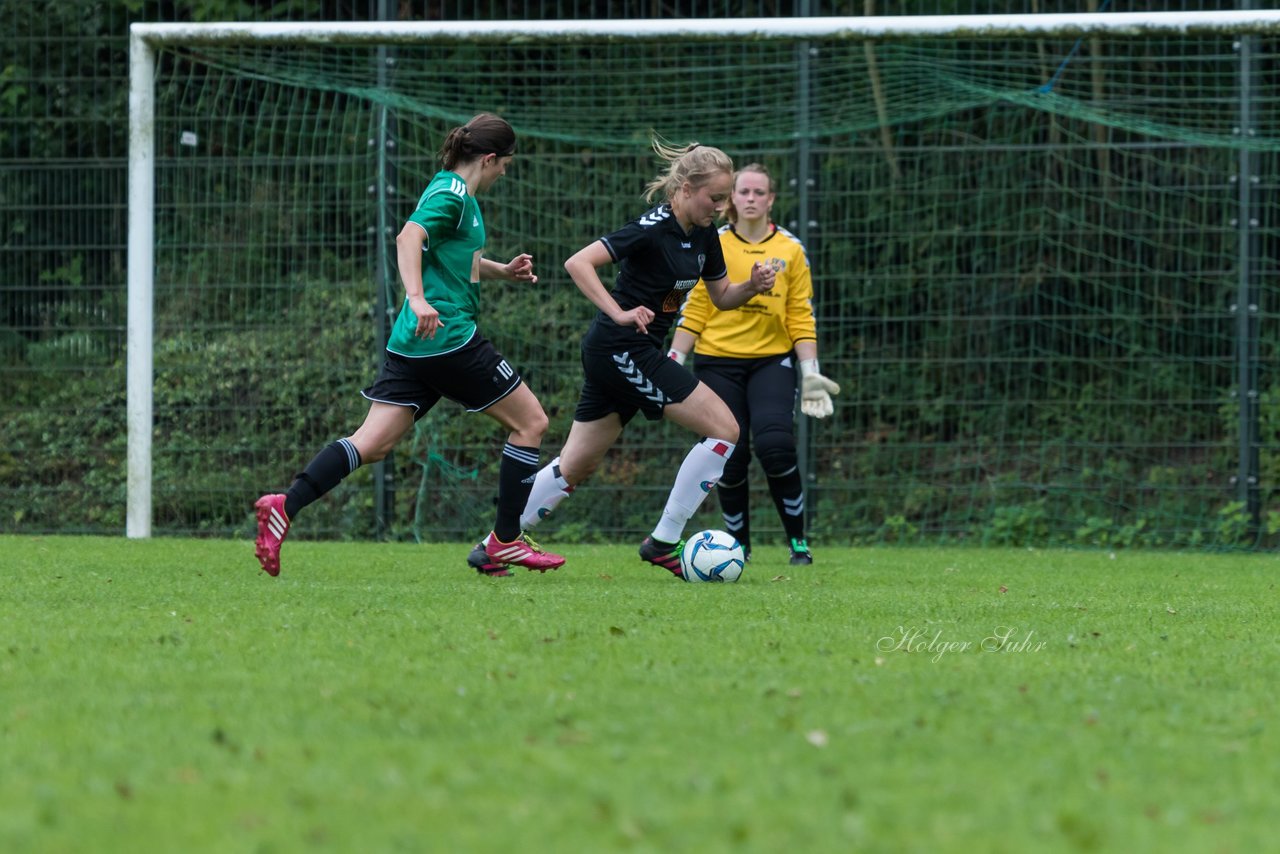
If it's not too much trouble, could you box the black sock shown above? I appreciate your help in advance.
[494,443,539,542]
[718,477,751,553]
[766,466,806,542]
[284,438,362,519]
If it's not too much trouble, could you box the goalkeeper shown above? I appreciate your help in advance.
[668,163,839,565]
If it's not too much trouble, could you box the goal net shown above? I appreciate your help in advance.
[128,13,1280,547]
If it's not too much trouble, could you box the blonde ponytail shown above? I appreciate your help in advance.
[641,136,734,204]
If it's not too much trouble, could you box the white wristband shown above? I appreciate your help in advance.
[668,349,687,365]
[799,359,820,376]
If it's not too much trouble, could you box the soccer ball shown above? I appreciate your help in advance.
[680,530,745,583]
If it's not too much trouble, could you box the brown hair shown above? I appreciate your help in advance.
[438,113,516,171]
[642,137,734,204]
[724,162,775,225]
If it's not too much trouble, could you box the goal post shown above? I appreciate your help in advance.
[127,11,1280,45]
[127,29,155,538]
[127,12,1280,545]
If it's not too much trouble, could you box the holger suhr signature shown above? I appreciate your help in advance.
[876,626,1047,663]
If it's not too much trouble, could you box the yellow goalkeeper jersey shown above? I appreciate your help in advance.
[677,223,816,358]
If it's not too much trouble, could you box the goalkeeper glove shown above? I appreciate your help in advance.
[667,348,687,365]
[799,359,840,418]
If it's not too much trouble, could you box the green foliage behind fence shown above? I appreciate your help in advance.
[3,1,1278,549]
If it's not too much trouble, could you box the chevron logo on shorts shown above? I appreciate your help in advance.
[612,352,668,405]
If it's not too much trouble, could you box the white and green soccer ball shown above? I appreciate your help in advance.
[680,530,745,583]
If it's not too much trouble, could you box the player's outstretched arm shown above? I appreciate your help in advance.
[479,253,538,283]
[704,261,776,311]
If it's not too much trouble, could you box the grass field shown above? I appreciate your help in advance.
[2,535,1276,853]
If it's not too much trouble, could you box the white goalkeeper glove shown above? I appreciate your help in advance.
[667,348,687,365]
[799,359,840,418]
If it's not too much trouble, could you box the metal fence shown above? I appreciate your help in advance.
[3,0,1273,549]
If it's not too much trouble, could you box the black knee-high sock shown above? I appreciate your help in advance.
[494,443,539,542]
[284,438,362,519]
[766,465,806,542]
[718,476,751,552]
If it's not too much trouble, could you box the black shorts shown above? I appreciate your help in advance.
[575,343,699,425]
[361,333,521,419]
[694,352,799,477]
[693,353,798,429]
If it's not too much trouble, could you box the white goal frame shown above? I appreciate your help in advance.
[127,10,1280,537]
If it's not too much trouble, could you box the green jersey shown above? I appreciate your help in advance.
[387,171,486,357]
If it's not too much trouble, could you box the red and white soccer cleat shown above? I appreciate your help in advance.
[253,493,290,577]
[481,532,565,573]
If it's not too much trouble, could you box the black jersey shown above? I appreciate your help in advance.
[582,203,729,352]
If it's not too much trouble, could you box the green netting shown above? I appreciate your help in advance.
[179,36,1280,148]
[136,29,1280,547]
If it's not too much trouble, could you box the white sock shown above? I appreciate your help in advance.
[651,438,735,543]
[519,457,574,530]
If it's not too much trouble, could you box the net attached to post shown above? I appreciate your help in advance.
[143,21,1280,547]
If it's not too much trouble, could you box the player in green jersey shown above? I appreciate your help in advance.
[254,113,563,577]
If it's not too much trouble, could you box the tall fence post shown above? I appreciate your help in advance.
[795,0,816,537]
[1234,19,1262,533]
[372,0,398,539]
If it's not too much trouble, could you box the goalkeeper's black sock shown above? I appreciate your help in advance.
[717,476,751,554]
[285,438,362,518]
[766,465,806,542]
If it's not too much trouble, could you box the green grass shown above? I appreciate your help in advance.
[2,536,1276,853]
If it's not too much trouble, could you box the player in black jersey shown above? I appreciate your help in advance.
[509,139,776,577]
